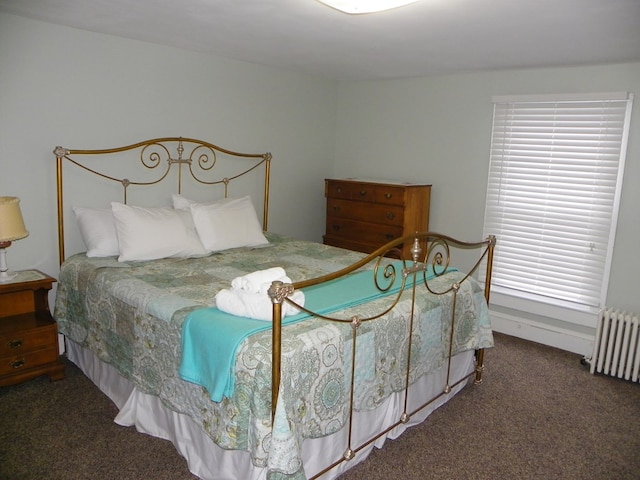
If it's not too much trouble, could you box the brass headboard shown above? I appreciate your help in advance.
[54,137,271,265]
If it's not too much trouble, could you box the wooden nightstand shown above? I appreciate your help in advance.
[0,270,65,386]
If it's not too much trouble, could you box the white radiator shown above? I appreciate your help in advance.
[589,308,640,383]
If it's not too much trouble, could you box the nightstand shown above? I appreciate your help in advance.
[0,270,65,386]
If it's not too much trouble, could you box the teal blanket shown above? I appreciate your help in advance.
[180,261,442,402]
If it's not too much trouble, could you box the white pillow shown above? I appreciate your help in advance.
[189,196,268,252]
[172,193,197,210]
[72,207,119,257]
[172,194,226,210]
[111,203,208,262]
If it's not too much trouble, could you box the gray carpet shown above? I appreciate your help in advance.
[1,333,639,479]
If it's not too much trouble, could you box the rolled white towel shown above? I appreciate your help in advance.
[245,274,293,296]
[231,267,287,294]
[215,288,305,321]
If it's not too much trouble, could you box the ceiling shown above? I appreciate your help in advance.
[1,0,640,81]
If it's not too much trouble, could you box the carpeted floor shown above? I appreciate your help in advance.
[1,333,639,479]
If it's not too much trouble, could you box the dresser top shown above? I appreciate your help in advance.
[326,178,432,187]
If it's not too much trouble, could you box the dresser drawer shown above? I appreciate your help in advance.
[327,198,404,226]
[325,217,403,245]
[323,236,382,254]
[326,180,412,207]
[0,346,59,377]
[0,322,57,357]
[326,180,375,202]
[372,184,407,206]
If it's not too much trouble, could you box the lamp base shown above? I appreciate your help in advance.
[0,270,18,283]
[0,245,17,283]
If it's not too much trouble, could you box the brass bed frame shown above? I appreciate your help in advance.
[54,137,495,479]
[271,233,495,478]
[55,137,272,265]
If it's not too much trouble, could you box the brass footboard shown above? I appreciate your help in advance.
[269,232,496,477]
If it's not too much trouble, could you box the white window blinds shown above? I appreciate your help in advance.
[483,93,633,311]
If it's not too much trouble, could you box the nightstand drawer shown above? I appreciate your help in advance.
[0,289,36,317]
[327,198,404,226]
[0,322,57,356]
[0,346,59,377]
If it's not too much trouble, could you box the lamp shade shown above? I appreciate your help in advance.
[0,197,29,243]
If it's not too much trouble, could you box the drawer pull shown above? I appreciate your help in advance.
[385,212,395,220]
[10,359,25,369]
[359,190,367,196]
[332,205,340,212]
[336,187,342,193]
[332,224,341,231]
[384,193,393,199]
[385,234,394,240]
[9,339,24,349]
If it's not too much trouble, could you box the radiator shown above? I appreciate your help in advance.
[589,308,640,383]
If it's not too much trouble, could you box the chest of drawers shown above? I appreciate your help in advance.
[0,270,65,386]
[324,179,431,257]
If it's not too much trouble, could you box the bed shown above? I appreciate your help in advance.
[52,137,496,480]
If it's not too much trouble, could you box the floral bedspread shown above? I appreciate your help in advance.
[54,233,493,479]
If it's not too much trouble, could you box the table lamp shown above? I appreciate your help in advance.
[0,196,29,282]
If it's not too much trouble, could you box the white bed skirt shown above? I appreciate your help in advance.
[66,339,474,480]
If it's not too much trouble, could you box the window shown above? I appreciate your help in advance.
[483,92,634,325]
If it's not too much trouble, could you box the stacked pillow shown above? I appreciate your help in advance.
[72,206,120,258]
[73,195,268,262]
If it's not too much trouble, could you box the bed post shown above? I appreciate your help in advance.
[54,146,69,265]
[475,234,496,384]
[268,280,294,421]
[262,153,272,231]
[271,300,283,419]
[483,235,496,306]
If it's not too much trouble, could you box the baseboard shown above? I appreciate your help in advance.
[489,309,594,356]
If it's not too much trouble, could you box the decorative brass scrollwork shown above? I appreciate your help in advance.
[140,142,170,169]
[267,281,295,304]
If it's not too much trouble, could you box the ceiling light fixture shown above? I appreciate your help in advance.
[316,0,421,14]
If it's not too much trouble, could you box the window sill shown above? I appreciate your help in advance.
[488,287,600,329]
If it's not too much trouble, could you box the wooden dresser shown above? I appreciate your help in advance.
[0,270,65,386]
[324,178,431,257]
